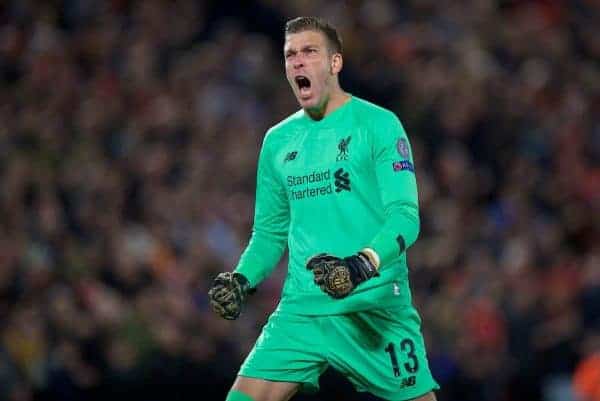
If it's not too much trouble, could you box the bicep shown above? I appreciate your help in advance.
[372,116,418,208]
[254,142,290,236]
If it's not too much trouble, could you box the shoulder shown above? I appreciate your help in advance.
[350,97,405,139]
[263,109,304,146]
[351,96,401,126]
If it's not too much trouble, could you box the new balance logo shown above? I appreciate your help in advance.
[400,376,416,388]
[334,168,350,192]
[284,151,298,162]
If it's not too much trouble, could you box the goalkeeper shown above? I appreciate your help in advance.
[209,16,440,401]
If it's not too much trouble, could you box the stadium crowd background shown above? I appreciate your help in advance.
[0,1,599,400]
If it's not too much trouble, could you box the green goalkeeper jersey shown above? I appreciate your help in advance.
[235,95,420,315]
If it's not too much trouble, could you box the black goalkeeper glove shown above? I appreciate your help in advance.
[208,272,253,320]
[306,252,379,299]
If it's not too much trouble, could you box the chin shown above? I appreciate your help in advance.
[299,100,315,109]
[298,96,321,110]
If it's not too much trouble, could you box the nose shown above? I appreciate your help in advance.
[292,57,304,69]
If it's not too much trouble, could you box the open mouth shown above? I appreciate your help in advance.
[295,75,312,96]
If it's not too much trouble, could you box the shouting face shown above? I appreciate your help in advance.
[284,30,342,112]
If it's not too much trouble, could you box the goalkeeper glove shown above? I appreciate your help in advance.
[208,272,253,320]
[306,251,379,299]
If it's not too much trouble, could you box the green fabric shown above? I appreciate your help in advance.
[236,95,420,315]
[239,306,440,400]
[225,390,255,401]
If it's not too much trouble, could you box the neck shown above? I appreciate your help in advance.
[305,88,350,120]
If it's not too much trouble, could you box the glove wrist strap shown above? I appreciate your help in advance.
[232,272,255,295]
[349,253,379,285]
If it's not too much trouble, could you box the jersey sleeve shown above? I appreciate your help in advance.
[367,114,420,267]
[234,133,289,287]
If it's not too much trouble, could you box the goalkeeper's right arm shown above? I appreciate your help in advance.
[208,132,289,320]
[234,133,289,287]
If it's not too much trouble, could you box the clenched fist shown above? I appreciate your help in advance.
[306,252,379,299]
[208,272,252,320]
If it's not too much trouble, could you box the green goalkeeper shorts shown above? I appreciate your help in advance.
[239,305,440,401]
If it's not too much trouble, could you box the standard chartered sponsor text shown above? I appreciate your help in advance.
[287,169,334,200]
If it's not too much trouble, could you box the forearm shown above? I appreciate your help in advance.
[367,200,419,268]
[235,228,287,287]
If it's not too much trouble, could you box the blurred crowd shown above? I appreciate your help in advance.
[0,1,599,401]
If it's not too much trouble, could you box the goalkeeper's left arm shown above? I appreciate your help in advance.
[307,114,419,299]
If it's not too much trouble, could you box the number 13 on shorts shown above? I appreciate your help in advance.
[385,339,419,377]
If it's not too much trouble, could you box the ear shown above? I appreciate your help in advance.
[330,53,343,74]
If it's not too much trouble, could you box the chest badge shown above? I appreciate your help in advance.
[336,136,351,161]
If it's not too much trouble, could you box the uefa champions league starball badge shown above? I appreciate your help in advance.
[397,138,409,158]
